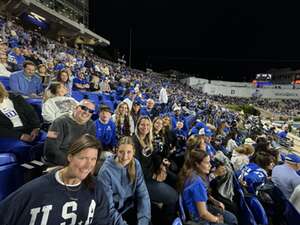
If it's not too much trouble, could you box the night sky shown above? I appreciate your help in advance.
[90,1,300,81]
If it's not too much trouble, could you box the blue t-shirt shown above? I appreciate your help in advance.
[182,175,208,221]
[94,119,117,149]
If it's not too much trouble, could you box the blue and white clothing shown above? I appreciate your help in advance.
[239,162,267,194]
[9,70,43,96]
[94,119,117,150]
[182,174,208,221]
[0,169,110,225]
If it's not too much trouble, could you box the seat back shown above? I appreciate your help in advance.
[71,91,84,101]
[172,217,183,225]
[0,153,17,166]
[178,195,187,222]
[0,153,22,200]
[245,195,268,225]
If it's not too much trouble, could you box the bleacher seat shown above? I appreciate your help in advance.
[0,76,10,90]
[85,92,100,106]
[245,195,268,225]
[72,91,84,101]
[232,174,258,225]
[178,195,187,223]
[0,153,22,200]
[172,217,183,225]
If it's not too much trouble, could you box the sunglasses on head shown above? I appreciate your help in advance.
[79,105,95,114]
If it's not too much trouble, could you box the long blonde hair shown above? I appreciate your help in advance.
[135,116,153,150]
[0,82,9,102]
[117,136,136,184]
[114,102,131,136]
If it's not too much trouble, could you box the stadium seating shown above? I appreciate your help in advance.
[0,153,22,200]
[245,195,268,225]
[172,217,183,225]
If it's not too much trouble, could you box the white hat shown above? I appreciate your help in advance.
[173,106,181,111]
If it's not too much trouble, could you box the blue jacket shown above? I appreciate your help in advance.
[94,119,117,150]
[9,70,43,96]
[98,156,151,225]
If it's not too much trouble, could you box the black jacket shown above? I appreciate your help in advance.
[0,93,40,139]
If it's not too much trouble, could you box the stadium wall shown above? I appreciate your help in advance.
[203,84,300,99]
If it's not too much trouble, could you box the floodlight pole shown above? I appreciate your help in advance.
[129,27,132,68]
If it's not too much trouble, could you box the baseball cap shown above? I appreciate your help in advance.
[173,106,181,111]
[99,104,113,113]
[285,153,300,164]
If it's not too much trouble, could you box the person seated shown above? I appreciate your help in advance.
[131,99,142,126]
[7,47,25,71]
[170,105,189,136]
[43,99,96,166]
[99,77,111,93]
[94,104,117,154]
[140,98,159,120]
[73,70,90,91]
[42,83,78,123]
[0,82,41,144]
[112,102,134,139]
[178,150,238,225]
[272,153,300,199]
[0,134,111,225]
[239,150,277,194]
[277,124,289,139]
[9,60,43,97]
[56,69,73,97]
[132,116,178,225]
[97,136,151,225]
[290,183,300,213]
[231,144,255,171]
[37,64,50,86]
[0,52,13,77]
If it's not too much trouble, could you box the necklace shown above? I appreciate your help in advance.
[60,169,81,201]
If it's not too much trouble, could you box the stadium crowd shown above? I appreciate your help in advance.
[1,16,300,225]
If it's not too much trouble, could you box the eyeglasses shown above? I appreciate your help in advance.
[79,105,95,114]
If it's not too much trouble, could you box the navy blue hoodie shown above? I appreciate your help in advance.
[0,169,110,225]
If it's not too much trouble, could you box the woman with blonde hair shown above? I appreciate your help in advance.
[112,101,134,138]
[98,136,151,225]
[133,116,178,225]
[231,144,255,171]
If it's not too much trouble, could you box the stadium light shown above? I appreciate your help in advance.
[29,12,46,22]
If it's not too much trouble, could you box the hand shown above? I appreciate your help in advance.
[217,201,225,211]
[153,169,167,182]
[30,128,40,140]
[20,133,34,142]
[162,158,171,167]
[217,214,224,223]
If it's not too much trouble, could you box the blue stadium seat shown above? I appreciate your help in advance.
[178,195,187,223]
[172,217,183,225]
[26,98,43,121]
[0,135,46,164]
[0,76,10,90]
[232,174,258,225]
[0,153,22,200]
[245,195,268,225]
[85,92,100,106]
[71,91,84,101]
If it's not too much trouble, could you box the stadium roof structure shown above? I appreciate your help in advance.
[0,0,110,46]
